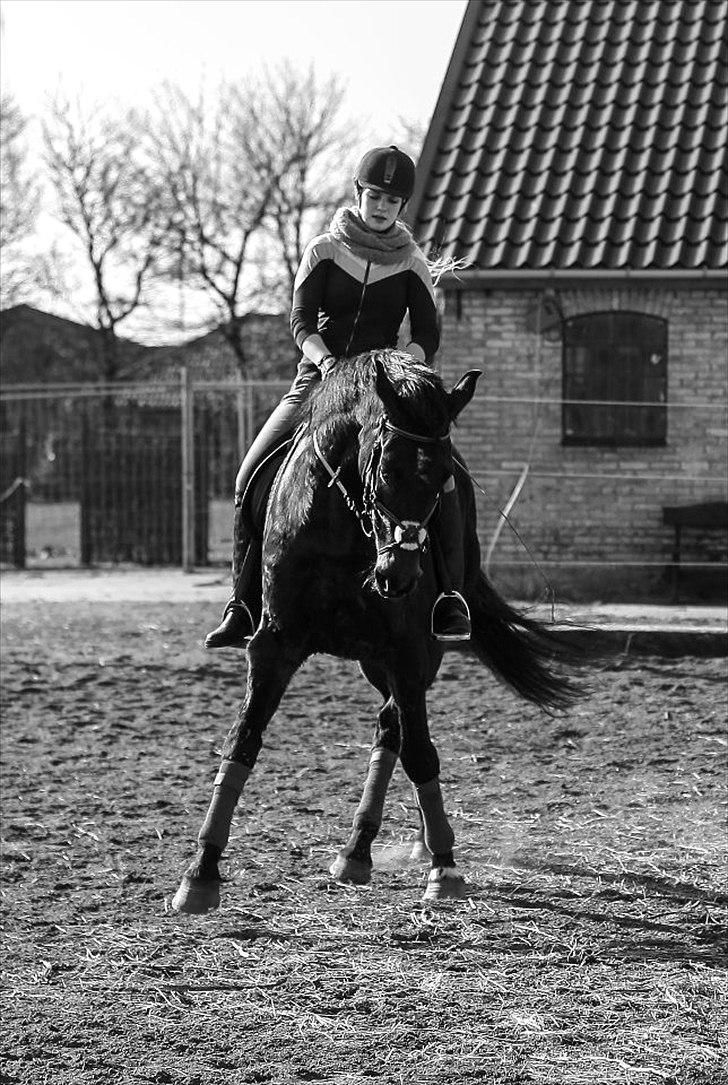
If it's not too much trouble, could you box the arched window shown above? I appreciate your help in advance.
[562,312,667,446]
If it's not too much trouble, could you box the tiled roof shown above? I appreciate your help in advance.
[409,0,728,271]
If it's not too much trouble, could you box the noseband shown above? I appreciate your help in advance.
[313,417,451,557]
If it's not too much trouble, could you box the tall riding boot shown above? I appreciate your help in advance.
[205,502,258,649]
[430,479,471,642]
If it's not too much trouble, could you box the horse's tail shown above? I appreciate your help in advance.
[465,570,585,711]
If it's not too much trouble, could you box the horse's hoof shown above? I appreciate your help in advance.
[423,867,469,901]
[171,876,221,914]
[410,840,431,862]
[329,854,372,886]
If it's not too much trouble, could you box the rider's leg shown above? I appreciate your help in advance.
[430,475,471,642]
[205,360,321,649]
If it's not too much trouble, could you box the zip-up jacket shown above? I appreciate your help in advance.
[289,232,440,362]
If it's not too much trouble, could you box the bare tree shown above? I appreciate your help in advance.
[43,98,167,380]
[147,65,360,373]
[0,92,41,307]
[147,80,277,372]
[264,63,360,300]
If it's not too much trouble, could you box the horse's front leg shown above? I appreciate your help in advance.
[392,673,469,902]
[172,627,304,914]
[330,691,400,886]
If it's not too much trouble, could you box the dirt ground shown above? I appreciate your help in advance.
[1,600,726,1085]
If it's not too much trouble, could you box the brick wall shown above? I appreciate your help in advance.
[438,285,728,600]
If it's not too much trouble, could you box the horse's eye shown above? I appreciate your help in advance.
[421,464,449,490]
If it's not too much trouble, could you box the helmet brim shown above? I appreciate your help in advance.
[356,182,409,201]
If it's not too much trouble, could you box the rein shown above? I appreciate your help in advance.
[313,430,374,538]
[313,417,451,557]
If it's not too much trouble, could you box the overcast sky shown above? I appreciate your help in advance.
[1,0,467,136]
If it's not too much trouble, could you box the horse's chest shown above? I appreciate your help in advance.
[262,544,389,653]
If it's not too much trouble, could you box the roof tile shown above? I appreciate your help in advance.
[410,0,728,270]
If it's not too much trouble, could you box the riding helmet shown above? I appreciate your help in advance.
[354,145,416,201]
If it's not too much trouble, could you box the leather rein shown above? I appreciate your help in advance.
[313,418,451,557]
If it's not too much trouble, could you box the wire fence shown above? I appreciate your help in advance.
[1,375,725,602]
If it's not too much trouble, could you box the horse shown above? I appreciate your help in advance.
[172,350,581,914]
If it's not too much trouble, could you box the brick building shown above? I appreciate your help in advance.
[407,0,727,600]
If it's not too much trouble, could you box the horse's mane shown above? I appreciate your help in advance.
[307,350,450,440]
[277,351,450,534]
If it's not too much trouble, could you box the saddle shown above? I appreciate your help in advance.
[238,433,296,539]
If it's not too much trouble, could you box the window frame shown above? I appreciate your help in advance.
[561,310,668,448]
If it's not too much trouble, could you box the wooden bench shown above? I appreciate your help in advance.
[662,501,728,600]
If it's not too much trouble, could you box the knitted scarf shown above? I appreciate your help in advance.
[329,207,417,265]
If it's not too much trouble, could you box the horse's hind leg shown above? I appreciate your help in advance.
[172,627,304,914]
[330,664,400,886]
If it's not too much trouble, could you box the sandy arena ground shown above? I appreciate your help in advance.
[0,583,726,1084]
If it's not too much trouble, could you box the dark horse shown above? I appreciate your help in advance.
[173,350,579,913]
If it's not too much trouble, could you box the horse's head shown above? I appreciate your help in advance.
[363,358,481,599]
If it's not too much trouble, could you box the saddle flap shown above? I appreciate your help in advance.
[239,436,294,538]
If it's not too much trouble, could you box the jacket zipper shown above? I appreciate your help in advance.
[344,260,371,357]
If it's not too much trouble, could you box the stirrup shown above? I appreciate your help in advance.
[204,600,256,650]
[431,591,471,642]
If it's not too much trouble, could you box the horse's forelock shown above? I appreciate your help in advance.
[308,350,449,437]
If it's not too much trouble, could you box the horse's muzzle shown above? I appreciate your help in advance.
[374,562,421,599]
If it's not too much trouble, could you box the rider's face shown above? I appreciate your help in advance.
[359,187,403,232]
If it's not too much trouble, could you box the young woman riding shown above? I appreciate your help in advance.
[205,144,472,649]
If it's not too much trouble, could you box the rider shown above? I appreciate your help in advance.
[205,145,472,649]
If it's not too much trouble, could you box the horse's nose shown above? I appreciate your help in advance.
[375,558,421,598]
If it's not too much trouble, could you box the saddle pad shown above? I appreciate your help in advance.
[240,437,294,538]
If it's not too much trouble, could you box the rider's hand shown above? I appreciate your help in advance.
[319,354,336,379]
[403,343,426,365]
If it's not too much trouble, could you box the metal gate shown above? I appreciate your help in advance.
[79,411,208,566]
[0,373,288,570]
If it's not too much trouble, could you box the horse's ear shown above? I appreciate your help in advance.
[448,369,482,421]
[374,357,401,418]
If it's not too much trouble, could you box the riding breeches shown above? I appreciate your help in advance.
[433,484,465,592]
[234,358,321,505]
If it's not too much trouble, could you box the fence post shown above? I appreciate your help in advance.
[236,376,247,460]
[181,366,195,572]
[246,382,254,455]
[79,412,92,566]
[15,480,27,569]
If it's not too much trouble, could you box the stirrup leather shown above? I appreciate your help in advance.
[431,591,471,642]
[223,598,254,625]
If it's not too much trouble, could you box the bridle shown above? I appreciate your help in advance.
[313,417,451,558]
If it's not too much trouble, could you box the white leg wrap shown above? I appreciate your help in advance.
[354,748,398,828]
[199,760,251,852]
[414,777,455,856]
[213,759,251,790]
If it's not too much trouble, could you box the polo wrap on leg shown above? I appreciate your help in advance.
[198,759,251,852]
[414,777,455,856]
[353,747,398,832]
